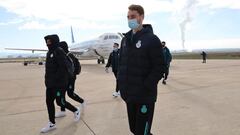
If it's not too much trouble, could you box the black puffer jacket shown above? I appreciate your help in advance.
[118,24,165,103]
[44,35,69,89]
[106,49,120,72]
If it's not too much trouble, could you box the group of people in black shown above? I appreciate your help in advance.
[41,4,173,135]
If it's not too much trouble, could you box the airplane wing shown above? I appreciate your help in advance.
[5,48,48,53]
[5,47,90,56]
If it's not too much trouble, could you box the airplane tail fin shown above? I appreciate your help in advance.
[71,26,75,44]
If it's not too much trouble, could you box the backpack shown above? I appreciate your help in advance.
[69,53,81,75]
[69,52,82,75]
[65,52,75,78]
[53,48,75,78]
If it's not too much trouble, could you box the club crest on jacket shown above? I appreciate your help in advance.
[136,40,141,48]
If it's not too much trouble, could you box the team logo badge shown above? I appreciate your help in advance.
[50,54,53,58]
[136,40,141,48]
[141,105,147,114]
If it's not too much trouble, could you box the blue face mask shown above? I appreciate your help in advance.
[128,19,140,30]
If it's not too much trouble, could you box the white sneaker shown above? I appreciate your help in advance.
[74,107,81,122]
[40,122,56,133]
[113,92,119,97]
[55,111,66,118]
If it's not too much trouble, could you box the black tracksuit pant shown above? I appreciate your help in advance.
[113,71,119,92]
[202,58,206,63]
[163,64,170,80]
[60,77,84,111]
[46,88,77,124]
[127,103,155,135]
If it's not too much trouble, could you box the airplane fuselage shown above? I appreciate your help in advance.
[69,33,122,59]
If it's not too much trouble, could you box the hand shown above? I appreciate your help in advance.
[105,67,109,73]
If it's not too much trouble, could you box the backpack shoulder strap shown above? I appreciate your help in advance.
[66,52,71,56]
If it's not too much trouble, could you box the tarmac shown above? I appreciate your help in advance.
[0,59,240,135]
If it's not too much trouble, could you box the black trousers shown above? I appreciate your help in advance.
[126,103,155,135]
[46,88,77,124]
[163,65,170,80]
[113,71,119,92]
[61,77,84,111]
[202,58,206,63]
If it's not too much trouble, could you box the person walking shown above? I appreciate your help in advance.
[118,5,165,135]
[41,35,80,133]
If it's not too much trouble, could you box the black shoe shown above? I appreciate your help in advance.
[162,80,166,85]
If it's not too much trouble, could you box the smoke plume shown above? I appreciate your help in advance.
[179,0,197,49]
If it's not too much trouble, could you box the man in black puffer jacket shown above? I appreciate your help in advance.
[118,4,165,135]
[41,35,80,133]
[105,43,120,97]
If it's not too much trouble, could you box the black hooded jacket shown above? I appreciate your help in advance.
[118,24,165,103]
[44,35,69,89]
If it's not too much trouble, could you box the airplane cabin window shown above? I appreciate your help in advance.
[108,35,119,39]
[103,35,120,40]
[104,36,108,40]
[109,35,114,39]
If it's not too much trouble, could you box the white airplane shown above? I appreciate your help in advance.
[5,27,123,65]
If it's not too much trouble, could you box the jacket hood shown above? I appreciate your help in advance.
[142,24,153,33]
[59,41,69,53]
[44,34,60,45]
[44,34,60,50]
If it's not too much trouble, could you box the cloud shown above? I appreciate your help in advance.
[0,0,239,30]
[0,19,23,26]
[18,21,47,30]
[198,0,240,9]
[0,0,174,30]
[0,0,173,19]
[18,20,120,30]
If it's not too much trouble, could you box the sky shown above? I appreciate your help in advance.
[0,0,240,53]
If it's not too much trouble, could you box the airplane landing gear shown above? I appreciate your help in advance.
[97,56,105,64]
[23,62,28,66]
